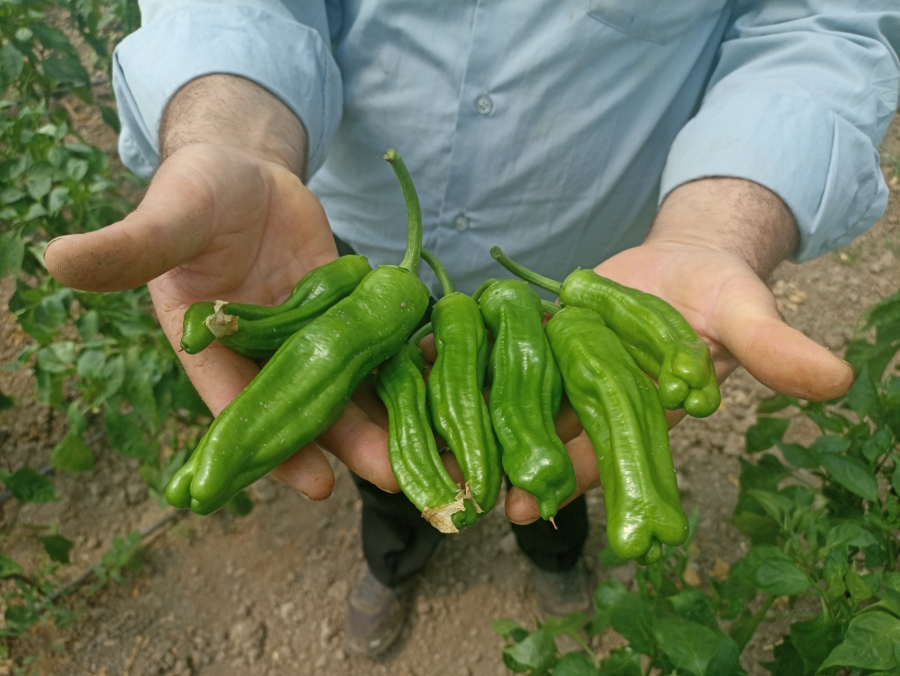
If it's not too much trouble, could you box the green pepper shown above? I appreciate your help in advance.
[180,254,372,357]
[478,280,576,522]
[377,342,479,532]
[491,247,720,418]
[418,249,501,516]
[166,149,430,515]
[543,304,689,563]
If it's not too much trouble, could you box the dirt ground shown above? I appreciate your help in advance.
[1,99,899,675]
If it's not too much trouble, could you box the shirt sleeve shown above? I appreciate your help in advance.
[112,0,342,180]
[659,1,900,262]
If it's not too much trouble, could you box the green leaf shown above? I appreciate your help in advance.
[807,411,847,433]
[756,394,798,414]
[77,349,106,379]
[821,611,900,671]
[0,390,13,411]
[66,401,87,436]
[76,310,100,340]
[745,489,792,522]
[0,468,57,503]
[738,454,789,491]
[745,417,790,453]
[542,613,587,638]
[809,435,852,455]
[0,231,25,278]
[105,410,157,464]
[611,596,655,655]
[776,442,819,469]
[587,579,627,635]
[652,617,739,676]
[862,427,894,464]
[492,618,530,643]
[48,186,70,214]
[502,627,557,673]
[40,534,74,564]
[847,365,879,418]
[50,432,95,472]
[820,453,879,501]
[553,652,599,676]
[668,588,718,631]
[597,647,641,676]
[823,522,877,554]
[0,552,24,578]
[789,614,842,675]
[226,490,253,517]
[740,546,810,597]
[0,44,24,92]
[893,460,900,498]
[763,637,804,676]
[100,106,121,134]
[846,564,876,606]
[41,56,89,86]
[823,547,848,603]
[26,174,52,200]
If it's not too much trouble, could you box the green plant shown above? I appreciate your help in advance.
[494,285,900,674]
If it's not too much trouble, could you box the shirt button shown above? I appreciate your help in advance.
[475,94,493,115]
[453,214,470,231]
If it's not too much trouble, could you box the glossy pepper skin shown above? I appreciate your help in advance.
[419,250,501,516]
[545,305,689,563]
[165,149,430,515]
[377,342,479,533]
[479,280,576,521]
[491,247,720,418]
[179,255,372,357]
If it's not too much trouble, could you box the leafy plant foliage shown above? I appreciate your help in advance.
[495,287,900,675]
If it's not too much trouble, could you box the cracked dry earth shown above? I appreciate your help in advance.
[2,113,899,676]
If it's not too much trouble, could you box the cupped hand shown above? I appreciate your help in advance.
[44,142,399,500]
[504,207,854,525]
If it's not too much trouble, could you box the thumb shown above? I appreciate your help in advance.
[715,277,853,401]
[45,160,215,292]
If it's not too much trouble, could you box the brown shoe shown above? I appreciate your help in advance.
[532,561,593,619]
[344,565,408,657]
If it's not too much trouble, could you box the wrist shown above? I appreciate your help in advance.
[646,178,799,279]
[159,74,307,178]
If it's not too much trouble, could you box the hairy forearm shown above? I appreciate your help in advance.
[646,178,799,279]
[159,74,308,178]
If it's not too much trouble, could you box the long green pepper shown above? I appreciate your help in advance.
[419,249,501,516]
[544,305,689,563]
[377,342,479,532]
[491,247,720,418]
[478,280,576,521]
[180,255,372,358]
[166,149,430,514]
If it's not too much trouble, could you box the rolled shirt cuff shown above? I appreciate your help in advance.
[112,3,342,180]
[660,91,888,262]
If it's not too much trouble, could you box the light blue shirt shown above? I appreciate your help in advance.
[114,1,900,295]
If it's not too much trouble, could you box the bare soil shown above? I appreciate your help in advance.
[1,105,899,676]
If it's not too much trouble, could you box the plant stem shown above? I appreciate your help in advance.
[409,323,433,346]
[420,249,454,296]
[472,278,498,302]
[490,247,563,295]
[541,300,560,316]
[384,149,422,275]
[735,595,776,653]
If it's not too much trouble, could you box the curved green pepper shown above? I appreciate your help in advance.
[419,249,501,516]
[491,247,720,418]
[166,149,430,514]
[544,305,689,563]
[479,280,576,521]
[180,254,372,357]
[377,342,479,533]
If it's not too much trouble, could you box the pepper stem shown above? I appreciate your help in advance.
[409,322,433,346]
[541,300,560,316]
[472,278,498,302]
[384,149,422,275]
[490,247,563,295]
[420,249,454,297]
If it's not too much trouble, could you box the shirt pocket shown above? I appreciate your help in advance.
[588,0,730,45]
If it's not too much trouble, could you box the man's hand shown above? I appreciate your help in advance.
[505,178,854,524]
[44,75,398,501]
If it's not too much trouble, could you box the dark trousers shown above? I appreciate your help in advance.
[333,235,589,588]
[354,472,589,587]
